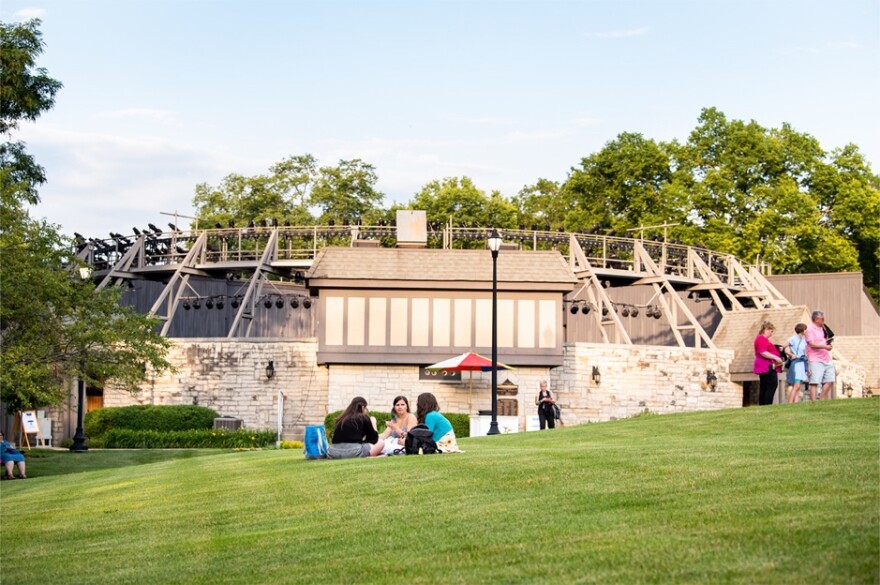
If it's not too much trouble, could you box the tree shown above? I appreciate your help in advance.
[192,154,318,228]
[1,19,172,411]
[310,159,385,225]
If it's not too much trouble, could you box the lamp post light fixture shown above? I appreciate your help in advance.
[70,266,92,452]
[487,228,502,436]
[265,361,276,380]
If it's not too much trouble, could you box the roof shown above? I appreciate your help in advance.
[305,248,578,291]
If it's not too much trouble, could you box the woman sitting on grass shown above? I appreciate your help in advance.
[327,396,384,459]
[379,395,417,455]
[416,392,462,453]
[0,431,27,479]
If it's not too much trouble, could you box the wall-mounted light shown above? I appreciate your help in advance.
[592,366,601,386]
[706,370,718,391]
[844,382,853,398]
[265,361,275,380]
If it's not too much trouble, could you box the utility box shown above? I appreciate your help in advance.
[396,210,427,248]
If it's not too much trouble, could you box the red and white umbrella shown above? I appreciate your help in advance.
[426,352,513,413]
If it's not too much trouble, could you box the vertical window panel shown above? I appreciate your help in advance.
[498,299,514,347]
[539,299,556,348]
[347,297,365,346]
[475,299,491,347]
[390,298,408,346]
[412,298,429,346]
[325,297,344,345]
[368,297,386,346]
[454,299,471,347]
[432,298,450,346]
[517,299,536,348]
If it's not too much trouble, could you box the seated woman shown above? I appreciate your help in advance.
[416,392,463,453]
[327,396,384,459]
[379,395,417,455]
[0,431,27,479]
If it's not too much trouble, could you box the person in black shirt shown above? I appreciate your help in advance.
[327,396,383,459]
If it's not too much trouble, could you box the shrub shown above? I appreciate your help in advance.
[100,428,277,449]
[324,410,468,440]
[85,405,219,438]
[280,440,303,449]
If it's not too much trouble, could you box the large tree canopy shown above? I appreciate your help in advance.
[0,19,172,411]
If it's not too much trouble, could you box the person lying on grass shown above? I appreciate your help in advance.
[416,392,463,453]
[327,396,384,459]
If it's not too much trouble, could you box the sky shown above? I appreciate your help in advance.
[3,0,879,238]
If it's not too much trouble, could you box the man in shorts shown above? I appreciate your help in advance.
[805,310,835,400]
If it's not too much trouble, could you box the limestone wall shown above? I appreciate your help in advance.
[551,343,740,424]
[103,339,328,440]
[99,339,739,441]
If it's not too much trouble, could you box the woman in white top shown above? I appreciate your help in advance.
[379,395,418,455]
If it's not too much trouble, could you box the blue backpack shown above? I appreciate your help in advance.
[304,425,328,459]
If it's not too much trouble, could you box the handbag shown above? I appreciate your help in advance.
[552,403,561,420]
[304,425,329,460]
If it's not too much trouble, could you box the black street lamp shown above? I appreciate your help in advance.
[487,228,502,435]
[69,377,88,452]
[70,264,92,452]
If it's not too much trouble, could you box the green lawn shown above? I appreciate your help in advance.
[1,399,877,584]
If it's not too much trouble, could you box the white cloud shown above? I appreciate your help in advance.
[588,27,649,39]
[97,108,177,124]
[14,8,47,20]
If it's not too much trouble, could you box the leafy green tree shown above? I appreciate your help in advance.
[408,176,517,228]
[310,159,385,225]
[192,154,318,228]
[1,19,172,411]
[562,132,684,236]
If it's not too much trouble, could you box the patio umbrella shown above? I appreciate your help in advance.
[426,352,513,413]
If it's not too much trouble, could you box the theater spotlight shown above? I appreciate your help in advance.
[570,303,580,315]
[216,299,225,310]
[263,297,272,309]
[621,307,630,317]
[631,307,639,317]
[275,297,284,309]
[303,297,312,309]
[290,297,299,309]
[581,304,591,315]
[183,299,191,310]
[205,298,214,309]
[231,297,240,309]
[192,299,201,310]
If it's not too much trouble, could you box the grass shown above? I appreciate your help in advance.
[1,399,877,584]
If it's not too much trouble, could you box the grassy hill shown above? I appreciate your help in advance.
[1,399,877,584]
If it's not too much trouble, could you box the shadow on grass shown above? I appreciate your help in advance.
[19,448,237,478]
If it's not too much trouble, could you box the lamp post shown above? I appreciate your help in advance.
[487,228,502,435]
[70,264,93,452]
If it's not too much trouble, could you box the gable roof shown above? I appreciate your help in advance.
[305,248,578,292]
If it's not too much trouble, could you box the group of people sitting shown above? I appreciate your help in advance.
[327,392,461,459]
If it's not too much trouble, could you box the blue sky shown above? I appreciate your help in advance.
[3,0,878,238]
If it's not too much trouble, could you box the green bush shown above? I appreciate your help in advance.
[85,405,219,438]
[323,410,469,440]
[100,428,277,449]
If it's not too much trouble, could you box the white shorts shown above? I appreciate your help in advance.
[382,437,406,455]
[808,361,836,385]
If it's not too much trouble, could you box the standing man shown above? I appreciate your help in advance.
[805,310,835,400]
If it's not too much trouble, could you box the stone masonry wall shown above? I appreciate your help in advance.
[550,343,740,424]
[103,339,328,441]
[100,339,738,441]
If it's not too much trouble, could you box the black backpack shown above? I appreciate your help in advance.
[404,424,440,455]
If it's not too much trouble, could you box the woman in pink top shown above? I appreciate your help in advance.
[753,321,784,405]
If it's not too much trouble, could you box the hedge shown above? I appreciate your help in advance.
[99,428,277,449]
[324,410,469,441]
[85,405,219,438]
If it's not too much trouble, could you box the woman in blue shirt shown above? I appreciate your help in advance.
[0,431,27,479]
[416,393,462,453]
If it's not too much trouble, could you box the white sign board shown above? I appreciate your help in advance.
[21,410,40,434]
